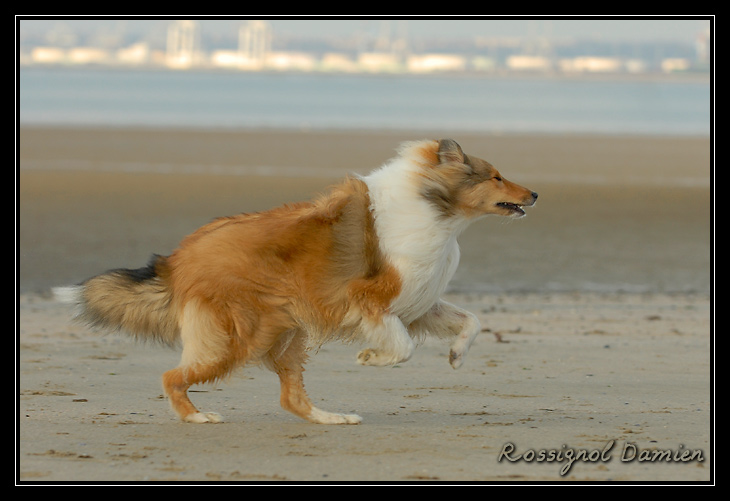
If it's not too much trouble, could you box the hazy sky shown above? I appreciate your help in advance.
[270,18,710,43]
[18,17,711,44]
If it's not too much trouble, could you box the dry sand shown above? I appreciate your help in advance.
[17,127,713,484]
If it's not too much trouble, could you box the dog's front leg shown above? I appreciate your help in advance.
[410,300,481,369]
[357,314,415,366]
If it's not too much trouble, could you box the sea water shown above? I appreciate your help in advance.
[19,67,710,137]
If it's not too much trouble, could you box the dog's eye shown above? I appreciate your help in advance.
[493,176,502,182]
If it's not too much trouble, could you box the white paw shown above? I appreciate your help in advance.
[357,348,382,365]
[183,412,224,424]
[357,315,414,367]
[309,408,362,425]
[449,348,464,369]
[357,348,410,366]
[449,323,478,369]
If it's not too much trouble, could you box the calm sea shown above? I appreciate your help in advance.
[19,67,710,136]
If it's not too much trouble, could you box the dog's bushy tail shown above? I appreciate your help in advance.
[54,255,179,345]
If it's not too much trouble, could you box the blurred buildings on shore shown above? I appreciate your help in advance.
[19,20,711,77]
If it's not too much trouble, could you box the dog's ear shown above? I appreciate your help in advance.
[437,139,465,164]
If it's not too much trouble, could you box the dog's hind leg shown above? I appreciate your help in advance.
[269,332,362,424]
[162,365,225,423]
[162,301,233,423]
[409,300,481,369]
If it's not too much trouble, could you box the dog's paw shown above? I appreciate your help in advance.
[449,348,464,369]
[357,348,377,365]
[183,412,224,424]
[449,329,477,369]
[309,408,362,425]
[357,348,400,366]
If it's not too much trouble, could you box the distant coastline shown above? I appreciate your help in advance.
[18,60,711,85]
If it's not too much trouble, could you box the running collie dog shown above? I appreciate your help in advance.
[55,139,537,425]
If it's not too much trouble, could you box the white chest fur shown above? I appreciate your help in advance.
[388,233,461,324]
[362,161,469,325]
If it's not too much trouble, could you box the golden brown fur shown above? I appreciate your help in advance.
[56,138,537,425]
[67,177,399,424]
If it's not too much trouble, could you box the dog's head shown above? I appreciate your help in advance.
[411,139,537,219]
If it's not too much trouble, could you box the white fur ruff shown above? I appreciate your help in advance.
[362,148,470,326]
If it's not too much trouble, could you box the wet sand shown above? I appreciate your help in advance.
[17,127,712,483]
[18,127,711,294]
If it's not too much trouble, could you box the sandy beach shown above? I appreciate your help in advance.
[17,127,712,483]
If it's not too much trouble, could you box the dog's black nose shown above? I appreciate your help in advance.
[531,192,538,200]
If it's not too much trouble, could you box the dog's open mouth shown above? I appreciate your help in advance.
[496,202,526,216]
